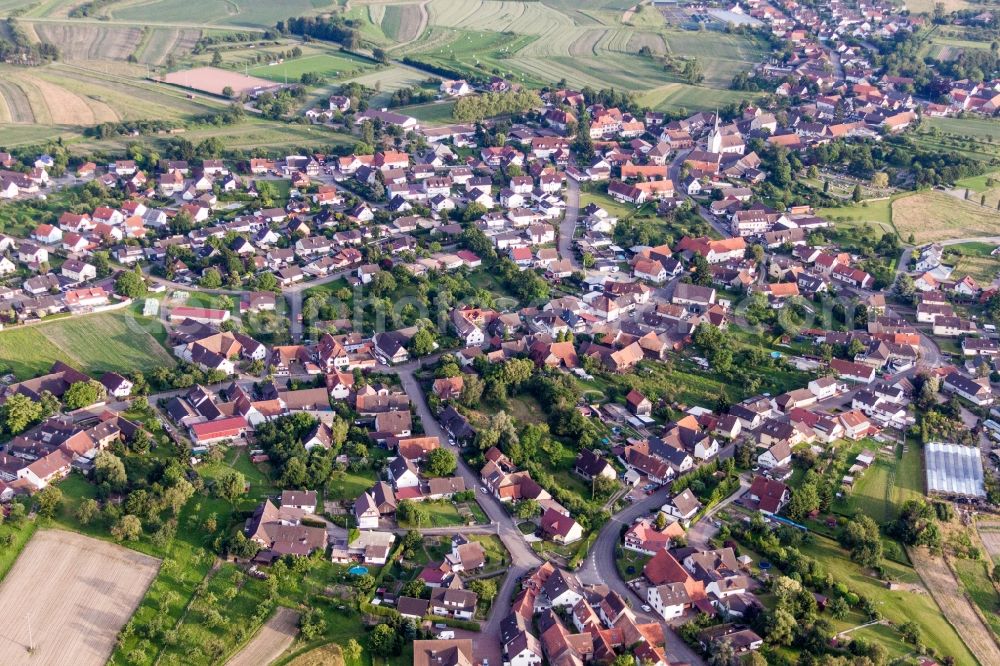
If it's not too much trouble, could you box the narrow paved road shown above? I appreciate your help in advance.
[395,363,541,664]
[559,178,582,269]
[577,486,706,666]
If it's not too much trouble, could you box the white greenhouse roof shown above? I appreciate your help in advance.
[925,442,986,498]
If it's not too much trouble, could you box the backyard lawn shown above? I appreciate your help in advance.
[398,499,487,527]
[842,443,923,524]
[326,468,379,503]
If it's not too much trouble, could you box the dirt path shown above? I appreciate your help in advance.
[226,607,300,666]
[909,547,1000,666]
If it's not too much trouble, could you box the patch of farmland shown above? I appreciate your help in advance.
[506,50,669,90]
[19,0,66,17]
[382,3,425,43]
[112,0,326,28]
[7,72,53,124]
[136,27,201,65]
[628,31,664,54]
[40,63,218,120]
[596,27,634,52]
[248,52,376,83]
[977,522,1000,560]
[0,0,37,16]
[0,311,173,378]
[0,77,35,123]
[368,2,387,25]
[0,91,11,123]
[9,72,96,125]
[639,81,757,111]
[339,64,428,105]
[33,24,145,61]
[663,29,763,88]
[0,529,159,666]
[403,24,456,53]
[893,191,1000,244]
[225,607,300,666]
[909,546,1000,666]
[428,0,572,36]
[569,28,606,56]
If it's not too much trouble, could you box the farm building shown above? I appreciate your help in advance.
[925,442,986,499]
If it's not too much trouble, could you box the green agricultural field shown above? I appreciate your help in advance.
[799,536,976,665]
[819,195,897,231]
[914,116,1000,162]
[944,242,1000,284]
[111,0,331,29]
[0,311,174,379]
[953,557,1000,642]
[249,52,378,84]
[395,100,456,125]
[639,82,759,113]
[337,64,433,107]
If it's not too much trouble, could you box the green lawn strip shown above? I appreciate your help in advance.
[819,196,896,228]
[0,517,39,583]
[0,326,75,379]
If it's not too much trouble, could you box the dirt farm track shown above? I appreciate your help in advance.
[0,529,159,666]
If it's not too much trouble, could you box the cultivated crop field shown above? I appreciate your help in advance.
[337,64,433,106]
[386,0,763,100]
[0,60,222,128]
[909,546,1000,666]
[32,23,145,61]
[0,529,159,666]
[0,311,174,379]
[110,0,331,29]
[893,191,1000,244]
[382,3,426,43]
[133,27,202,65]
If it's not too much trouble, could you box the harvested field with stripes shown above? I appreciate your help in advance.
[33,23,145,61]
[134,27,202,65]
[382,3,425,43]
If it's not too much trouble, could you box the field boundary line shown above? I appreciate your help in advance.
[909,546,997,666]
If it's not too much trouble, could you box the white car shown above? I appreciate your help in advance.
[479,486,488,493]
[641,604,651,612]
